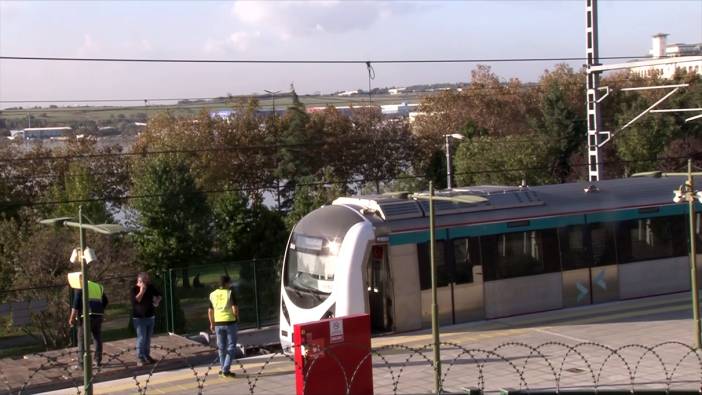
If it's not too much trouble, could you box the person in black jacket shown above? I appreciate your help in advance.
[131,272,162,366]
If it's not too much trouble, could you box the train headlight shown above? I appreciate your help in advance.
[326,239,341,256]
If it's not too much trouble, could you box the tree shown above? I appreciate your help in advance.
[0,216,21,301]
[614,95,677,175]
[454,135,554,187]
[349,108,415,193]
[275,89,316,208]
[130,155,212,287]
[531,83,585,182]
[285,171,347,231]
[45,161,111,223]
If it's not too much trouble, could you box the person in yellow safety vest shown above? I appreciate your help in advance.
[68,279,108,369]
[208,275,239,378]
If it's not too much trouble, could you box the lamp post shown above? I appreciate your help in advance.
[673,159,702,349]
[265,89,283,210]
[428,182,440,394]
[412,186,486,394]
[444,133,465,190]
[39,207,126,395]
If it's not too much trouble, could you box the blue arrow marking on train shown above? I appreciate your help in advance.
[594,270,607,290]
[576,282,589,302]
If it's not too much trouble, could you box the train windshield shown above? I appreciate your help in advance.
[283,205,363,308]
[286,234,337,294]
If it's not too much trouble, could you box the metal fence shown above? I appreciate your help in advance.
[3,341,702,394]
[162,258,281,334]
[0,258,282,358]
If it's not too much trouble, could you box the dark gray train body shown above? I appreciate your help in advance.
[281,175,700,337]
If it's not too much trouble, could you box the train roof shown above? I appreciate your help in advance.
[332,175,691,233]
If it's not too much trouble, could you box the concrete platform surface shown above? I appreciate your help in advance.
[8,292,702,394]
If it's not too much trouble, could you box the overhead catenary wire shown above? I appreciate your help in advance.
[0,54,650,64]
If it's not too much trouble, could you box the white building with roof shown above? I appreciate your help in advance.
[22,126,72,140]
[630,34,702,79]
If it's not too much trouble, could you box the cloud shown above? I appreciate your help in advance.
[77,34,100,56]
[229,31,261,51]
[230,1,420,41]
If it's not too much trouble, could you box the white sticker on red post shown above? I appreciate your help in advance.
[329,319,344,343]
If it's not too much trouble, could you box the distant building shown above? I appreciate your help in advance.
[381,102,419,116]
[210,109,235,119]
[630,34,702,79]
[337,90,359,97]
[22,126,72,140]
[388,87,406,95]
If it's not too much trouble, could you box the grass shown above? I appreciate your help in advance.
[0,93,427,123]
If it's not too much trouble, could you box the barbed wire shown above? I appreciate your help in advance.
[1,340,700,394]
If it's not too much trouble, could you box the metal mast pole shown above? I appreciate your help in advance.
[585,0,603,181]
[429,182,442,393]
[687,159,701,349]
[445,135,453,190]
[79,206,93,394]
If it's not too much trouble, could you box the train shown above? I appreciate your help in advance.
[279,174,700,348]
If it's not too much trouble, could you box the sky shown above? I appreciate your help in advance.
[0,0,701,107]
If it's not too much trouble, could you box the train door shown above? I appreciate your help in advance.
[367,245,394,333]
[419,239,484,327]
[561,223,619,307]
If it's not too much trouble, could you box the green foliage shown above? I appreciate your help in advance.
[531,83,585,182]
[454,135,554,187]
[285,170,347,231]
[424,150,447,190]
[277,90,314,191]
[46,161,111,223]
[0,216,21,300]
[614,96,677,175]
[130,155,212,273]
[213,191,288,260]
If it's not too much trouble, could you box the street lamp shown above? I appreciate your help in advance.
[412,185,486,394]
[444,133,465,190]
[265,89,283,210]
[39,206,126,395]
[673,159,702,349]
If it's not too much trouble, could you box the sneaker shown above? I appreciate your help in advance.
[221,371,235,378]
[145,356,157,364]
[136,358,145,367]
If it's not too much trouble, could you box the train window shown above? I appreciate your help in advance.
[452,238,481,284]
[616,215,687,263]
[417,241,449,290]
[559,225,592,270]
[589,222,617,266]
[480,229,559,281]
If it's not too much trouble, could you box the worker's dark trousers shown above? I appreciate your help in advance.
[77,315,103,366]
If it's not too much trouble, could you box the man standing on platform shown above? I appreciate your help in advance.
[68,279,108,369]
[131,272,162,366]
[208,275,239,378]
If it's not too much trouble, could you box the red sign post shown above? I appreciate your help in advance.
[293,314,373,395]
